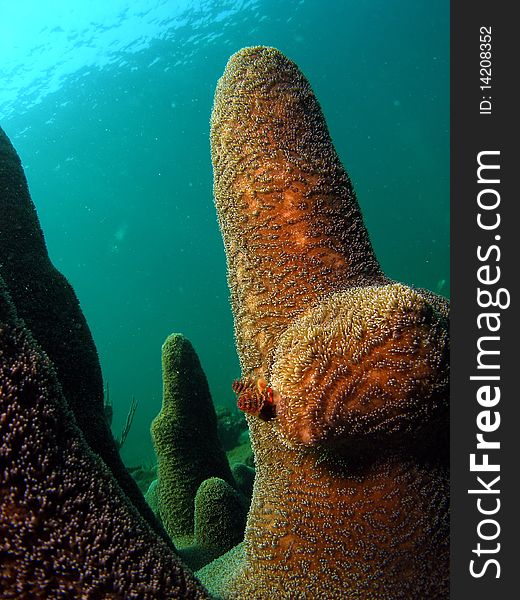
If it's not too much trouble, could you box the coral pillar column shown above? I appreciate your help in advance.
[210,46,449,599]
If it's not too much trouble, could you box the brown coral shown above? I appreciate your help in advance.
[0,279,209,599]
[0,126,162,537]
[271,284,449,450]
[211,47,387,377]
[208,46,449,598]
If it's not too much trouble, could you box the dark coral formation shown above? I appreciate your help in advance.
[216,406,247,451]
[0,126,161,537]
[208,46,450,598]
[0,279,209,599]
[230,463,255,500]
[151,334,235,544]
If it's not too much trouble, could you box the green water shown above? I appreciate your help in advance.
[0,0,449,465]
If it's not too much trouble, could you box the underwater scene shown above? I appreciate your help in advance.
[0,1,449,598]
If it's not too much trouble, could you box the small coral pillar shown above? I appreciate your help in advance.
[151,334,235,543]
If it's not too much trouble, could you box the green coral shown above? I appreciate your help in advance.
[151,334,236,546]
[179,478,248,572]
[145,478,162,520]
[194,478,247,559]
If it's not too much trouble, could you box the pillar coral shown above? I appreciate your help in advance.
[0,278,209,599]
[193,477,248,565]
[0,126,162,539]
[209,47,449,598]
[151,334,237,542]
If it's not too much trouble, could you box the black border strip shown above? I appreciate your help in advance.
[451,2,517,597]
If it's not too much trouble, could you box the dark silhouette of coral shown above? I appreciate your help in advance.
[151,334,235,544]
[208,46,449,598]
[0,126,163,538]
[231,463,255,500]
[216,406,247,451]
[0,278,209,599]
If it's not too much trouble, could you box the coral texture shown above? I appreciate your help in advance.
[0,279,209,599]
[271,284,449,450]
[193,477,248,564]
[209,46,450,598]
[0,126,161,536]
[145,478,161,519]
[196,543,245,600]
[151,334,235,544]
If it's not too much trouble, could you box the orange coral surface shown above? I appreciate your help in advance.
[209,46,449,599]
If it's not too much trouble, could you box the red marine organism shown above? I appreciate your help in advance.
[232,377,277,421]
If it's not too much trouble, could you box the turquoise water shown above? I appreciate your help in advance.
[0,0,449,465]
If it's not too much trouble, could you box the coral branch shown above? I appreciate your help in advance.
[151,334,237,543]
[0,279,209,599]
[207,46,450,599]
[0,126,163,538]
[211,47,386,375]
